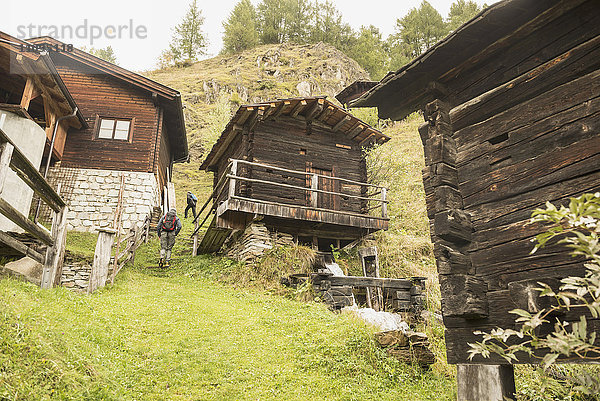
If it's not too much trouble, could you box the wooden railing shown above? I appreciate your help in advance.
[89,215,151,293]
[0,128,68,289]
[110,214,151,283]
[191,159,388,238]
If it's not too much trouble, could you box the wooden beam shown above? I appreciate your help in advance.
[305,99,324,121]
[0,231,45,263]
[272,101,289,119]
[237,108,253,125]
[332,115,351,132]
[245,110,259,132]
[19,77,38,110]
[290,100,307,118]
[317,105,335,122]
[319,274,413,290]
[0,198,53,245]
[348,123,365,139]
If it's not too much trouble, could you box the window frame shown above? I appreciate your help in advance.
[94,116,134,142]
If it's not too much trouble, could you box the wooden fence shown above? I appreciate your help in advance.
[88,215,151,293]
[0,128,68,289]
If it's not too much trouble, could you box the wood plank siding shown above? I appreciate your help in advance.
[349,0,600,365]
[201,97,389,236]
[51,53,160,174]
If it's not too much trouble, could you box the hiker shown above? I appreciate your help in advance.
[185,191,197,219]
[156,208,182,268]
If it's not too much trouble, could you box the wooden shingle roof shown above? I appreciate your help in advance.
[200,96,390,170]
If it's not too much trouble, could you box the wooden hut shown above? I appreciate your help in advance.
[26,36,188,231]
[347,0,600,374]
[197,96,390,257]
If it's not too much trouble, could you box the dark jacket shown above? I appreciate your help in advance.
[187,192,197,205]
[157,212,182,236]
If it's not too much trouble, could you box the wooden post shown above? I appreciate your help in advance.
[89,228,116,293]
[110,174,125,284]
[0,142,15,195]
[229,160,238,199]
[163,186,168,214]
[167,182,176,210]
[20,77,36,110]
[192,217,199,256]
[381,187,387,218]
[310,174,318,208]
[144,217,150,244]
[40,205,68,289]
[456,364,516,401]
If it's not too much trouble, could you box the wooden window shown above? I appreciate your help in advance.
[96,117,132,141]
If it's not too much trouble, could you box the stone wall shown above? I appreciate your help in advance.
[225,222,295,262]
[61,252,114,292]
[42,165,160,232]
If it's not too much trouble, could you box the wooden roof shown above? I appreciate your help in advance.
[350,0,572,120]
[0,31,86,128]
[27,36,188,161]
[200,96,390,170]
[335,80,377,106]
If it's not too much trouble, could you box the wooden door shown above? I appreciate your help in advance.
[306,163,337,210]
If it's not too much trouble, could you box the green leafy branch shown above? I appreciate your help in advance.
[468,193,600,393]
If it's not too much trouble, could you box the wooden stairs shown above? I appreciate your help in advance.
[197,216,232,254]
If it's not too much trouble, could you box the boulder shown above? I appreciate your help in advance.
[0,256,43,286]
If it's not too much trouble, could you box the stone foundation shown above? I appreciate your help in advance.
[224,222,295,262]
[42,165,160,232]
[61,252,113,292]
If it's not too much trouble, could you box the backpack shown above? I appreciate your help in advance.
[162,212,177,231]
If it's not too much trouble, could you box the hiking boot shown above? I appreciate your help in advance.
[158,258,164,268]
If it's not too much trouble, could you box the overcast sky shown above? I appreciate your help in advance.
[4,0,489,72]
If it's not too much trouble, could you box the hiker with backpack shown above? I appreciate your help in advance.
[185,191,197,219]
[156,208,182,268]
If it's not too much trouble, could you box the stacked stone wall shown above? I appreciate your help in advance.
[40,165,160,232]
[225,222,295,262]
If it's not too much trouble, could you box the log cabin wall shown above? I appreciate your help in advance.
[250,116,365,213]
[49,53,159,174]
[417,3,600,364]
[347,0,600,365]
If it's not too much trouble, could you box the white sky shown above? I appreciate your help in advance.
[3,0,488,72]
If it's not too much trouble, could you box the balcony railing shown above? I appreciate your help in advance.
[192,159,389,235]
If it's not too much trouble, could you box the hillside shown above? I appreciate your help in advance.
[145,42,437,303]
[146,42,370,164]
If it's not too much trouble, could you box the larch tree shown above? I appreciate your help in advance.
[447,0,483,31]
[222,0,259,54]
[343,25,389,80]
[166,0,208,64]
[257,0,312,44]
[387,0,448,70]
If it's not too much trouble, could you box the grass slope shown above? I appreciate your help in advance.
[0,255,455,400]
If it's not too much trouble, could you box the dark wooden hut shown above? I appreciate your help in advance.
[349,0,600,367]
[197,96,390,255]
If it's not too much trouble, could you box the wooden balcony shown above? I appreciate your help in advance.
[194,159,389,237]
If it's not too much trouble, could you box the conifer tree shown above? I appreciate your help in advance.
[167,0,208,64]
[223,0,259,54]
[387,1,448,70]
[447,0,482,31]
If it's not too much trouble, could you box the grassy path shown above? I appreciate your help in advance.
[0,264,455,400]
